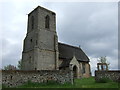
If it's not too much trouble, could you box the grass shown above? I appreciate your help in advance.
[96,77,112,83]
[74,77,119,88]
[3,77,119,88]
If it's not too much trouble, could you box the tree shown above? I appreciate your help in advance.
[97,56,110,70]
[98,56,110,65]
[3,64,17,70]
[17,59,22,70]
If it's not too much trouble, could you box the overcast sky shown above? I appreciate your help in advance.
[0,0,118,75]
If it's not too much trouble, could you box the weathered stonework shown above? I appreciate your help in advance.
[70,56,80,78]
[2,70,73,87]
[82,63,91,78]
[95,70,120,82]
[22,6,59,70]
[21,5,91,80]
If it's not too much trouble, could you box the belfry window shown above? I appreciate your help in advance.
[29,56,32,63]
[45,15,50,29]
[30,39,32,42]
[36,40,38,45]
[31,16,34,29]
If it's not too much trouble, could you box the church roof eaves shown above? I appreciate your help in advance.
[58,42,90,62]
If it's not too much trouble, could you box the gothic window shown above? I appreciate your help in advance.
[31,16,34,29]
[36,40,38,45]
[45,15,50,29]
[29,56,32,63]
[30,39,32,42]
[82,63,85,74]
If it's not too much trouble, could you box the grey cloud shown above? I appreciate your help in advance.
[2,38,22,67]
[56,3,117,55]
[1,2,118,73]
[53,2,118,72]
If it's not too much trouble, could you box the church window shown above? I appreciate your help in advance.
[36,40,38,45]
[30,39,32,42]
[31,16,34,29]
[29,56,32,63]
[45,15,50,29]
[82,63,85,74]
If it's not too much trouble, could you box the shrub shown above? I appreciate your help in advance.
[45,80,60,85]
[2,84,7,88]
[96,77,112,83]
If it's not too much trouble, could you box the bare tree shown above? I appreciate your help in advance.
[97,56,110,70]
[98,56,110,65]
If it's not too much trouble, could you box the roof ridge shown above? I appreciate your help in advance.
[58,42,81,49]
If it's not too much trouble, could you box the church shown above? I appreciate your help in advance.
[21,6,91,78]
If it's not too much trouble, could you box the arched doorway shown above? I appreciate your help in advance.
[73,65,78,78]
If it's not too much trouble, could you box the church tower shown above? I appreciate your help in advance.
[21,6,59,70]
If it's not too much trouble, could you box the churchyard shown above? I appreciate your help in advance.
[2,77,119,88]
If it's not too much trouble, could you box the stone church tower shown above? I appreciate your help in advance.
[21,6,59,70]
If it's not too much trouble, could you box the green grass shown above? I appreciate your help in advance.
[3,77,119,88]
[74,77,119,88]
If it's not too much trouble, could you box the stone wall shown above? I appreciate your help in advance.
[82,63,91,78]
[2,70,73,87]
[95,70,120,82]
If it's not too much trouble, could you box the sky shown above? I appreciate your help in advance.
[0,0,118,75]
